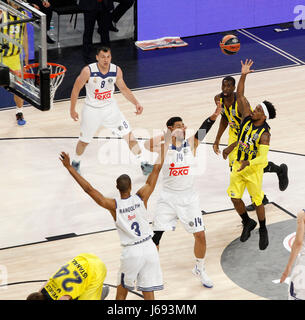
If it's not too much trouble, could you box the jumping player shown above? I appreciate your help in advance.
[212,76,288,211]
[145,104,222,288]
[223,59,277,250]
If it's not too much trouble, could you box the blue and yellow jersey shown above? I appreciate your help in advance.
[220,93,242,136]
[236,115,270,162]
[41,253,107,300]
[0,9,27,57]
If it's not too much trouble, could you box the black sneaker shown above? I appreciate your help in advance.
[240,218,257,242]
[245,195,269,211]
[259,228,269,250]
[16,112,26,126]
[277,164,289,191]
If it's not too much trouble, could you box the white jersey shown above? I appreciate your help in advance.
[85,62,117,108]
[162,140,195,191]
[115,195,153,246]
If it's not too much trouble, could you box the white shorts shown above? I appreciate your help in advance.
[288,255,305,300]
[117,239,163,292]
[79,101,131,143]
[152,189,205,233]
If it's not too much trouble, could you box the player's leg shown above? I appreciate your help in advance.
[192,231,213,288]
[264,161,289,191]
[116,246,141,300]
[136,240,163,299]
[246,160,289,211]
[151,191,178,249]
[71,105,102,173]
[177,193,213,288]
[14,94,26,126]
[228,163,257,242]
[116,284,128,300]
[246,167,269,250]
[142,291,154,300]
[3,55,26,125]
[122,131,154,175]
[106,105,153,175]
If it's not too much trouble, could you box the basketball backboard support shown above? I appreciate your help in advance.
[0,0,51,111]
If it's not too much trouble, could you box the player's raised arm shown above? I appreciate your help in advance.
[70,66,90,121]
[136,130,171,206]
[237,59,254,121]
[213,95,228,155]
[60,152,117,218]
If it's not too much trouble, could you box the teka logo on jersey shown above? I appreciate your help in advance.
[128,214,136,221]
[169,163,190,176]
[94,89,112,100]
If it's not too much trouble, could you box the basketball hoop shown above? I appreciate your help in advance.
[22,62,67,106]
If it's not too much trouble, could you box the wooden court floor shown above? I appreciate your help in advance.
[0,65,304,300]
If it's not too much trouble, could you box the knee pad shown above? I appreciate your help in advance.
[152,231,164,246]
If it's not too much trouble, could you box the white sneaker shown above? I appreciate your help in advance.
[192,265,213,288]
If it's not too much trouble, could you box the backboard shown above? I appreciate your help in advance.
[0,0,51,111]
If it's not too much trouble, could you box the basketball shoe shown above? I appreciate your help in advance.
[259,227,269,250]
[240,218,257,242]
[71,160,81,174]
[16,112,26,126]
[141,161,154,175]
[192,265,213,288]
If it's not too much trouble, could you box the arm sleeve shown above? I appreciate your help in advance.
[194,117,216,141]
[249,144,269,166]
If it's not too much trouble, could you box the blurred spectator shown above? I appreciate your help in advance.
[109,0,134,32]
[29,0,55,43]
[78,0,112,64]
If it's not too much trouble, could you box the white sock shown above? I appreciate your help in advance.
[16,107,23,114]
[73,153,82,163]
[195,258,205,270]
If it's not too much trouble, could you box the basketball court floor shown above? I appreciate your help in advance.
[0,19,305,300]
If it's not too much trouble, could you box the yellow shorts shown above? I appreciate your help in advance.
[227,160,265,206]
[228,130,238,168]
[77,253,107,300]
[2,54,21,71]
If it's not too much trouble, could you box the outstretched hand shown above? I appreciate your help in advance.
[59,152,71,168]
[241,59,254,75]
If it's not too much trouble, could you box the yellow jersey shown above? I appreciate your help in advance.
[220,93,241,136]
[41,253,107,300]
[0,9,26,57]
[236,115,270,162]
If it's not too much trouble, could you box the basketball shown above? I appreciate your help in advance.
[219,34,240,55]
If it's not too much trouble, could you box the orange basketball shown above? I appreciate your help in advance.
[219,34,240,55]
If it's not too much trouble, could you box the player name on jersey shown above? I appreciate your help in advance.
[119,203,140,214]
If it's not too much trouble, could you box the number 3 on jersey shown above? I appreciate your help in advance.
[131,222,141,236]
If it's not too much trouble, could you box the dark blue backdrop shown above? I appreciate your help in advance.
[137,0,302,40]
